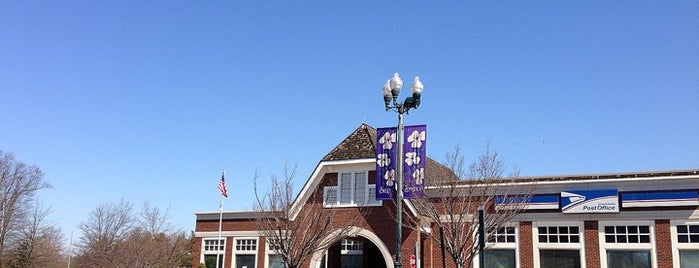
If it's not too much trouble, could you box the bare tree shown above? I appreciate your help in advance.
[6,203,64,268]
[74,199,191,268]
[0,151,50,267]
[412,144,532,268]
[252,164,362,268]
[75,199,135,268]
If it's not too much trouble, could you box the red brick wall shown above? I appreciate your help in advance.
[519,221,533,268]
[655,219,673,268]
[584,221,600,268]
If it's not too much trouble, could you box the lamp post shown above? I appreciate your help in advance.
[382,72,424,268]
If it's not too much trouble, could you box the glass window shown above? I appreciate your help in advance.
[353,172,367,205]
[604,225,651,244]
[680,250,699,268]
[606,250,651,268]
[235,254,255,268]
[489,227,516,243]
[204,254,224,268]
[324,186,338,206]
[341,239,364,254]
[484,249,516,268]
[538,226,579,244]
[340,173,353,204]
[236,239,257,251]
[678,225,699,243]
[539,250,580,268]
[324,171,379,207]
[204,239,225,251]
[269,255,285,268]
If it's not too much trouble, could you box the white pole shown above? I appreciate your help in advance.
[215,170,225,268]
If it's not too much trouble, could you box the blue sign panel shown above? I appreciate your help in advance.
[561,189,619,214]
[621,191,699,208]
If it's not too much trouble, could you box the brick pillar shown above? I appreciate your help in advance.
[519,221,533,268]
[655,219,673,268]
[584,221,600,268]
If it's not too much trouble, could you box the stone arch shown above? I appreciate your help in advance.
[309,226,393,268]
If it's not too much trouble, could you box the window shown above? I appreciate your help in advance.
[268,255,284,268]
[534,222,584,268]
[604,225,651,243]
[266,237,286,268]
[236,239,258,251]
[202,238,225,268]
[539,250,581,268]
[340,239,363,268]
[599,221,655,268]
[490,227,516,243]
[673,222,699,268]
[680,250,699,268]
[677,224,699,243]
[341,239,364,254]
[484,249,516,268]
[481,225,517,268]
[606,250,651,268]
[234,238,258,268]
[324,171,381,207]
[538,226,580,243]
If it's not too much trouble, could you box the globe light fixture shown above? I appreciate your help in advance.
[381,72,424,268]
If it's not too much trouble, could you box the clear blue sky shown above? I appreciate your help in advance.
[2,1,697,239]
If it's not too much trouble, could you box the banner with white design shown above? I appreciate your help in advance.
[403,124,426,199]
[375,125,426,200]
[375,127,397,200]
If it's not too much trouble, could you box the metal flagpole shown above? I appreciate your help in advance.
[216,169,226,268]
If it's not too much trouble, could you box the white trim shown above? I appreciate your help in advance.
[200,237,226,267]
[474,223,520,268]
[196,230,264,238]
[290,159,375,220]
[233,237,259,268]
[532,221,586,268]
[671,220,699,268]
[309,226,393,268]
[598,220,656,268]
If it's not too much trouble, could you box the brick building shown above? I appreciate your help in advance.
[194,124,699,268]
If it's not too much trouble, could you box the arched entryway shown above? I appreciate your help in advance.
[310,227,393,268]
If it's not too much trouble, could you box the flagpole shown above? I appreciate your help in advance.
[216,169,225,268]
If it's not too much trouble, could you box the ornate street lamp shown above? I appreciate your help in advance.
[382,72,423,268]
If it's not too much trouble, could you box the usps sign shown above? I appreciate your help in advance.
[561,189,619,214]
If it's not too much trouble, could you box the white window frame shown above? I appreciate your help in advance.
[474,223,519,268]
[598,220,656,268]
[533,221,586,268]
[233,237,259,268]
[201,237,226,267]
[671,220,699,268]
[265,237,285,268]
[323,170,382,208]
[340,238,364,255]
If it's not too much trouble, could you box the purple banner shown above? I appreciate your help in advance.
[375,127,397,200]
[403,124,426,199]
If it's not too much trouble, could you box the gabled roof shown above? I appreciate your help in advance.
[289,123,455,220]
[322,123,377,161]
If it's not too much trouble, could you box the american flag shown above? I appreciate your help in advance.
[218,172,228,198]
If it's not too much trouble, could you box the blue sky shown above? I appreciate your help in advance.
[1,1,697,240]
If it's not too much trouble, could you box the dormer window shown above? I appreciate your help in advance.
[324,171,381,207]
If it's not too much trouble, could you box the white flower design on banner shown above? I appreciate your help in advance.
[404,152,421,166]
[376,153,391,167]
[413,167,424,185]
[407,130,426,148]
[384,169,395,187]
[379,131,396,150]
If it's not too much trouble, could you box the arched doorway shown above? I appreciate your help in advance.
[310,227,393,268]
